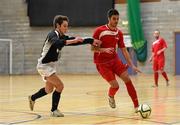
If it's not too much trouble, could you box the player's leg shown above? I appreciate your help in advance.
[113,59,140,112]
[29,62,56,111]
[113,59,139,111]
[108,80,119,108]
[161,70,169,86]
[153,61,159,87]
[153,71,159,87]
[96,64,119,108]
[159,60,169,86]
[119,71,139,111]
[161,69,168,81]
[45,73,64,117]
[108,80,119,98]
[28,81,54,111]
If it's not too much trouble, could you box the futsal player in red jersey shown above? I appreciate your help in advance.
[149,29,169,87]
[92,9,141,112]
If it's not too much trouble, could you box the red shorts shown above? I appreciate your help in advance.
[96,58,128,82]
[153,59,165,71]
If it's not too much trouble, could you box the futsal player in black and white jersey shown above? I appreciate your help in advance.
[28,15,101,117]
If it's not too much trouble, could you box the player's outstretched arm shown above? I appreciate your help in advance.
[65,37,83,45]
[66,38,101,46]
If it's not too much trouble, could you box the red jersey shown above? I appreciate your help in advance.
[93,25,125,63]
[152,38,167,61]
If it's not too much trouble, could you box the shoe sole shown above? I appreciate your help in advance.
[28,96,34,111]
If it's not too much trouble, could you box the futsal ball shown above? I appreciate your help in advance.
[138,104,151,119]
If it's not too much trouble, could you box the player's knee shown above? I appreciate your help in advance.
[113,84,119,88]
[122,76,131,83]
[111,84,119,88]
[160,69,164,73]
[46,88,54,94]
[109,80,119,88]
[56,83,64,92]
[120,71,130,82]
[45,84,54,94]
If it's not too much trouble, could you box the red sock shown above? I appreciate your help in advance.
[125,81,139,108]
[162,72,169,81]
[154,72,159,86]
[108,87,119,97]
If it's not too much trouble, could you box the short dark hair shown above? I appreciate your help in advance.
[107,9,119,18]
[155,29,160,34]
[53,15,69,28]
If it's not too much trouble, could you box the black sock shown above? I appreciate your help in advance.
[31,88,47,101]
[51,90,61,112]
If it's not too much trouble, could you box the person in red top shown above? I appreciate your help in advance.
[149,29,169,87]
[92,9,141,112]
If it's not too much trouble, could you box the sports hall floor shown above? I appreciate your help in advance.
[0,74,179,124]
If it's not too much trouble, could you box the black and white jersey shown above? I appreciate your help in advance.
[38,30,94,64]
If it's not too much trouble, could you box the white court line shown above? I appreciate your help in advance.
[1,96,179,125]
